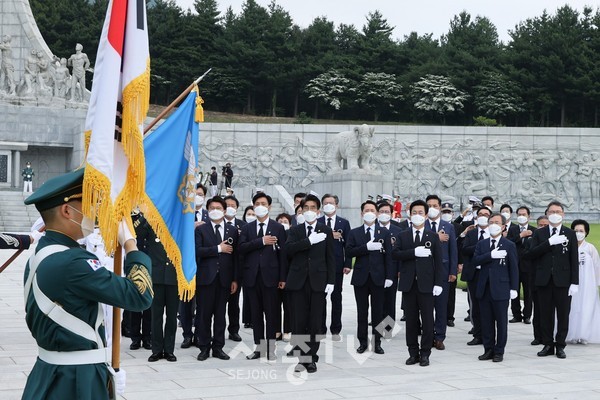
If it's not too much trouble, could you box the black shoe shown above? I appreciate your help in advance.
[447,320,455,327]
[374,344,384,354]
[197,348,210,361]
[419,355,430,366]
[556,347,566,359]
[531,339,541,346]
[493,354,503,362]
[181,337,193,349]
[523,318,531,324]
[212,348,230,360]
[243,323,252,329]
[142,341,152,350]
[229,333,242,342]
[478,350,494,360]
[356,344,368,354]
[305,362,317,373]
[464,315,471,322]
[509,317,522,323]
[537,345,555,357]
[246,351,261,360]
[148,352,163,362]
[405,355,420,365]
[467,338,482,346]
[130,341,141,350]
[468,329,474,335]
[164,353,177,362]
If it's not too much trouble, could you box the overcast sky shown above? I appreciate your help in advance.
[174,0,595,42]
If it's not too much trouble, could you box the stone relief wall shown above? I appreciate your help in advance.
[198,124,600,218]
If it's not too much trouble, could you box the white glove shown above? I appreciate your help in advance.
[308,232,327,245]
[510,290,518,300]
[118,219,136,246]
[366,241,383,251]
[414,246,431,258]
[568,284,579,296]
[548,234,567,246]
[384,279,393,288]
[114,369,126,396]
[432,285,443,296]
[324,284,334,296]
[491,249,507,259]
[30,230,44,244]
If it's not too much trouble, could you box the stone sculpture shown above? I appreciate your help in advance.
[68,43,90,102]
[330,124,375,170]
[0,35,16,95]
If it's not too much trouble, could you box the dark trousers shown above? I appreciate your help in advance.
[196,274,229,350]
[227,287,241,334]
[383,275,398,332]
[245,270,278,348]
[130,308,151,343]
[322,271,344,334]
[242,287,252,324]
[466,270,482,339]
[447,280,457,321]
[433,281,450,341]
[354,276,384,347]
[478,283,509,354]
[289,278,325,363]
[179,297,195,339]
[276,288,291,334]
[151,283,179,354]
[403,280,434,357]
[510,271,532,319]
[537,278,571,347]
[532,286,542,341]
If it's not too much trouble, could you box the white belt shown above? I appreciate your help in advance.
[38,346,110,366]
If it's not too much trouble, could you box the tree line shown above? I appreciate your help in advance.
[30,0,600,127]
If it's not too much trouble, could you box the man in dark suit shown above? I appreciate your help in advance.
[223,195,247,342]
[527,201,579,359]
[317,193,351,340]
[509,206,536,325]
[239,192,287,360]
[472,212,519,362]
[425,195,458,351]
[461,206,492,346]
[526,215,549,345]
[346,200,393,355]
[393,199,444,367]
[195,196,239,361]
[500,204,521,243]
[285,194,336,374]
[441,202,461,327]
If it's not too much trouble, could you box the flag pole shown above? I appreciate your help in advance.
[111,244,123,371]
[144,68,212,135]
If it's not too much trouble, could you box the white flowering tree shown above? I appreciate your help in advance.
[475,73,525,124]
[354,72,402,121]
[411,74,468,123]
[305,69,350,118]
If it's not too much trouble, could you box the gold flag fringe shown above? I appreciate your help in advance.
[82,163,118,254]
[195,88,204,123]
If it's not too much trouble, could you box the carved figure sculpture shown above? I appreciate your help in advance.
[23,49,39,95]
[0,35,16,95]
[330,124,374,170]
[68,43,90,101]
[53,58,71,98]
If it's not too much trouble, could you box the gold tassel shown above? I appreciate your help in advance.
[195,87,204,123]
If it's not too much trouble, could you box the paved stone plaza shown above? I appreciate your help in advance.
[2,246,600,400]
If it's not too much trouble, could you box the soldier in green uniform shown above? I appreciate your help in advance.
[22,161,34,193]
[21,168,153,400]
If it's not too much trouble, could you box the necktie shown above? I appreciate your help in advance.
[215,225,222,243]
[520,225,525,233]
[228,221,234,226]
[366,227,371,241]
[307,225,313,236]
[491,238,496,249]
[431,221,437,232]
[258,222,264,238]
[479,230,485,241]
[327,217,333,229]
[415,229,421,244]
[552,227,557,236]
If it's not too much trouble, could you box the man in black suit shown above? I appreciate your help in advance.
[527,201,579,359]
[223,195,247,342]
[239,192,287,360]
[195,196,239,361]
[509,206,536,325]
[393,199,444,367]
[285,194,336,374]
[317,193,352,340]
[472,212,519,362]
[526,215,549,345]
[460,206,492,346]
[500,204,521,243]
[346,200,393,355]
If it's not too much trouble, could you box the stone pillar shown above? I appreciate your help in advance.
[13,149,20,189]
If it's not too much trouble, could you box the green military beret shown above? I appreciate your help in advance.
[24,168,85,212]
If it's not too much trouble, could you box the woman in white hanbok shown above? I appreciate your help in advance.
[567,220,600,344]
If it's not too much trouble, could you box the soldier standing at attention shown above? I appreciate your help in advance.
[22,161,34,193]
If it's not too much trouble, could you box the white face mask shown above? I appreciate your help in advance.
[225,207,237,217]
[254,205,269,218]
[363,212,377,224]
[68,206,95,238]
[576,231,586,241]
[441,213,453,222]
[303,210,318,223]
[548,214,563,225]
[411,214,426,226]
[501,212,511,221]
[428,208,440,219]
[477,216,489,227]
[281,222,290,230]
[296,214,305,224]
[245,215,257,223]
[517,215,528,225]
[488,223,502,237]
[195,195,204,207]
[378,213,391,224]
[322,203,336,215]
[208,209,224,221]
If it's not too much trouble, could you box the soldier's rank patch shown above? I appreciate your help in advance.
[127,265,154,297]
[87,259,102,271]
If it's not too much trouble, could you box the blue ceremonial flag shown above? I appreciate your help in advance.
[141,88,201,300]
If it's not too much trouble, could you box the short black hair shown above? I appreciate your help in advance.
[516,205,531,216]
[409,199,429,214]
[321,193,339,205]
[211,166,216,170]
[223,195,239,208]
[276,213,293,225]
[252,192,272,205]
[500,203,513,213]
[547,200,564,211]
[301,194,321,209]
[477,206,492,216]
[196,183,207,194]
[571,219,590,236]
[206,196,226,210]
[425,194,441,206]
[482,196,494,206]
[360,200,378,212]
[294,204,303,214]
[377,201,392,212]
[294,192,307,200]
